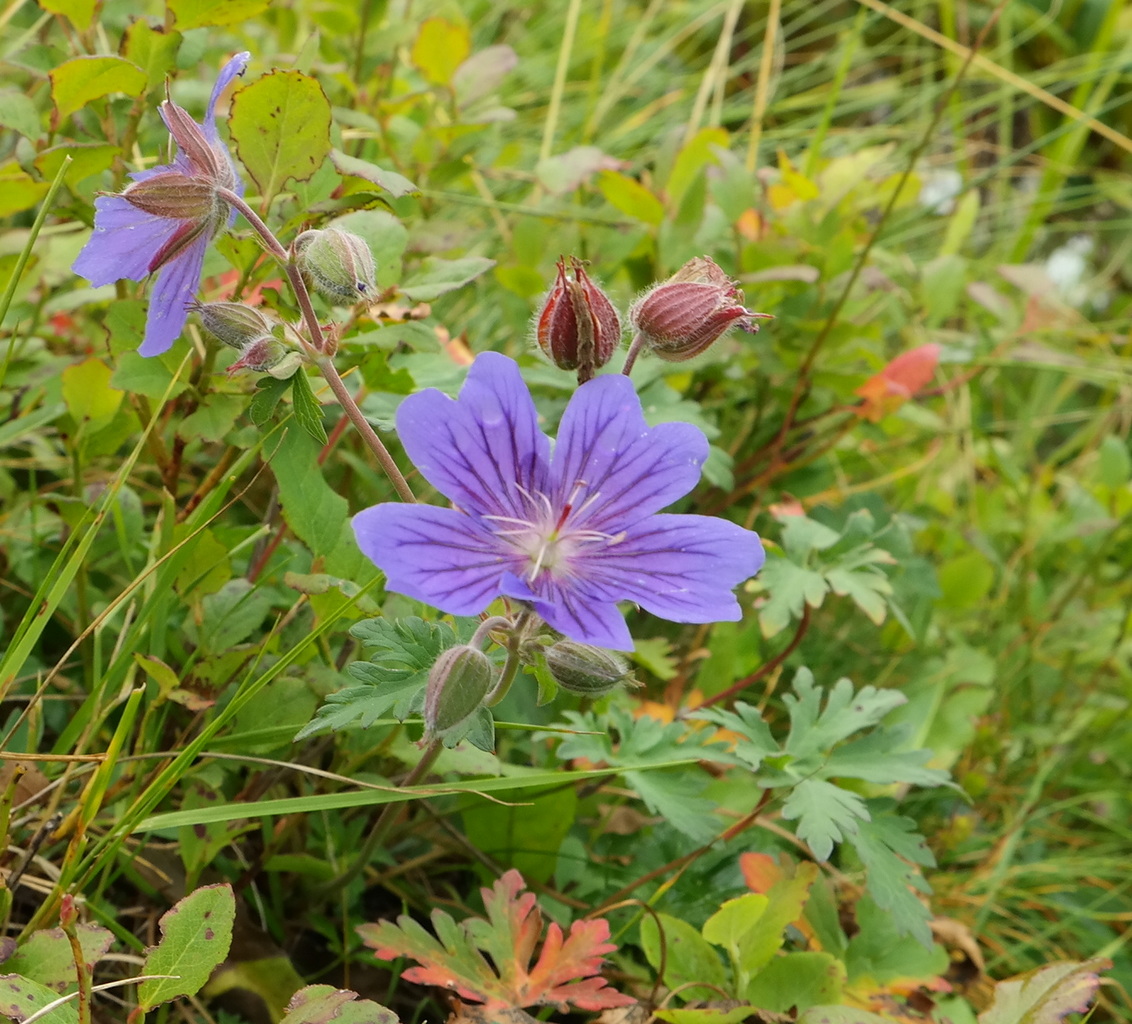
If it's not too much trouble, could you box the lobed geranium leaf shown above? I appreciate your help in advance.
[359,869,634,1013]
[137,883,236,1011]
[781,778,867,862]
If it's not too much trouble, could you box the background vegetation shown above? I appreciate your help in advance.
[1,0,1130,1022]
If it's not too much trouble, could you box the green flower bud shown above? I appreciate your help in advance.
[294,228,377,302]
[193,301,279,349]
[543,641,635,697]
[424,645,495,737]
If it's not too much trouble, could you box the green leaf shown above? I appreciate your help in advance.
[168,0,270,28]
[665,127,728,210]
[639,912,728,1003]
[289,371,328,444]
[34,143,117,187]
[279,984,399,1024]
[3,924,114,992]
[400,256,496,301]
[267,424,360,575]
[178,393,244,443]
[0,974,79,1023]
[844,896,948,986]
[799,1008,893,1024]
[556,707,725,841]
[780,515,842,556]
[50,56,146,122]
[0,90,41,140]
[654,1009,754,1024]
[745,952,845,1013]
[702,893,767,952]
[825,730,951,788]
[462,786,577,884]
[735,863,819,976]
[0,161,50,217]
[37,0,96,30]
[597,170,665,225]
[249,375,291,426]
[978,959,1111,1024]
[296,618,461,738]
[62,358,123,427]
[331,150,421,198]
[137,883,236,1010]
[123,21,181,90]
[849,809,935,947]
[755,558,829,638]
[410,17,471,85]
[229,70,332,202]
[783,670,906,757]
[781,778,867,862]
[824,567,891,625]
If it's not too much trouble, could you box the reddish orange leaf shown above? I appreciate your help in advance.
[358,869,635,1014]
[855,343,941,422]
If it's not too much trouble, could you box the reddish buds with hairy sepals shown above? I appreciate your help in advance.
[629,256,773,362]
[536,257,622,379]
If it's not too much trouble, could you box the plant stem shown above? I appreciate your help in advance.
[316,357,416,503]
[217,186,416,503]
[321,738,445,896]
[621,331,645,376]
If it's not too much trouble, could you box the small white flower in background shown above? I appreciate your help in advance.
[1044,235,1093,307]
[918,168,963,215]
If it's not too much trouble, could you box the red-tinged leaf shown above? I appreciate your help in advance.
[739,852,783,894]
[978,958,1111,1024]
[855,343,941,421]
[358,869,635,1013]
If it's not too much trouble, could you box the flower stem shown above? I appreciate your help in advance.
[622,331,646,376]
[484,610,535,707]
[316,356,416,503]
[217,187,416,503]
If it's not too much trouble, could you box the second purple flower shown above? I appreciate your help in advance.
[352,353,765,651]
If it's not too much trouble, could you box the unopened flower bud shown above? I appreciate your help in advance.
[536,257,622,377]
[629,256,773,362]
[294,228,377,301]
[423,645,495,737]
[544,640,635,697]
[193,301,279,349]
[226,336,301,378]
[121,173,220,220]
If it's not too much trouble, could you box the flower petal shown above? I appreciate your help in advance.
[577,513,764,623]
[550,374,708,532]
[139,228,211,356]
[353,503,522,616]
[205,51,251,138]
[499,572,634,651]
[72,195,181,286]
[396,352,551,520]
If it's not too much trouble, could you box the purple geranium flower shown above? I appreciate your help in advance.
[352,353,765,650]
[73,52,250,357]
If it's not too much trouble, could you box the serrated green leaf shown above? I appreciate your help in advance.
[844,896,948,985]
[755,558,829,638]
[50,56,146,122]
[691,702,775,770]
[825,567,891,625]
[168,0,270,29]
[229,70,332,202]
[350,616,458,674]
[781,778,867,861]
[289,371,328,443]
[780,515,843,557]
[850,809,935,947]
[639,912,727,1002]
[825,730,951,787]
[138,883,236,1010]
[784,671,906,757]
